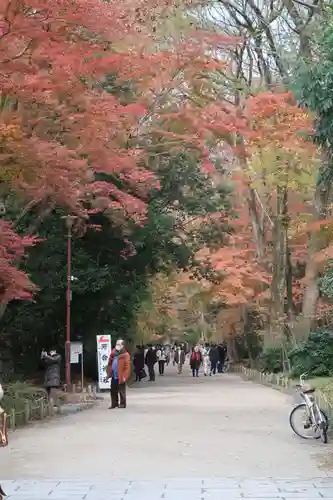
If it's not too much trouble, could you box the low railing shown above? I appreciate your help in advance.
[5,383,98,430]
[7,396,53,430]
[234,364,333,421]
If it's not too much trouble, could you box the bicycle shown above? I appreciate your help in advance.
[289,372,328,444]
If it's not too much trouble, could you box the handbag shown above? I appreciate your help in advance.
[140,368,147,379]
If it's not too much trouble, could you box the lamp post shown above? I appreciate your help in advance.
[61,215,77,391]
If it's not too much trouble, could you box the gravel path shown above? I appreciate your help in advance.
[0,366,329,481]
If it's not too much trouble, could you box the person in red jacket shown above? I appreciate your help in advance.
[106,339,131,409]
[190,345,202,377]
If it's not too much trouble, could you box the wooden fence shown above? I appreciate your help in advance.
[7,397,55,430]
[234,364,333,421]
[5,383,98,430]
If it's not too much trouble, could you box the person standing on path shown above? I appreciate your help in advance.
[174,345,185,374]
[133,345,145,382]
[190,345,202,377]
[202,344,210,376]
[209,343,219,375]
[145,345,157,381]
[106,339,131,409]
[157,346,167,376]
[40,348,61,406]
[217,343,227,373]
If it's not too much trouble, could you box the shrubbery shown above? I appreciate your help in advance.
[289,330,333,377]
[2,382,47,414]
[258,330,333,377]
[258,346,284,373]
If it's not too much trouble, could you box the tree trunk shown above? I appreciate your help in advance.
[294,158,333,342]
[247,188,265,260]
[269,186,287,346]
[226,336,239,363]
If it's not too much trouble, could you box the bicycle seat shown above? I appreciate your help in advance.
[302,387,316,394]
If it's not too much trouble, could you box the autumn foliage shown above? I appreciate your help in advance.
[0,221,37,301]
[175,90,321,344]
[0,0,235,301]
[0,0,327,342]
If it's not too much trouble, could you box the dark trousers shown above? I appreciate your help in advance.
[110,378,126,408]
[148,364,155,381]
[158,361,165,375]
[210,361,217,375]
[192,368,199,377]
[218,359,225,373]
[135,370,142,382]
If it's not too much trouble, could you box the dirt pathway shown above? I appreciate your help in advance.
[0,367,329,481]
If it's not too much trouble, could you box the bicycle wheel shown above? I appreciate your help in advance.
[319,421,328,444]
[314,406,329,444]
[289,403,328,440]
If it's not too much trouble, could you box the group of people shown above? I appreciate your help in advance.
[188,343,228,377]
[132,342,228,382]
[132,344,171,383]
[106,339,228,409]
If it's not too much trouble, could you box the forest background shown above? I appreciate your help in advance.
[1,0,333,385]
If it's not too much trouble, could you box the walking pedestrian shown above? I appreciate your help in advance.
[190,345,202,377]
[106,339,131,409]
[157,346,167,376]
[133,345,145,382]
[174,345,185,374]
[40,348,61,406]
[218,343,227,373]
[202,343,210,376]
[172,345,176,366]
[145,344,157,381]
[165,346,171,366]
[209,343,219,375]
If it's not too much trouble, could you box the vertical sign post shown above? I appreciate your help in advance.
[96,335,112,390]
[81,350,84,391]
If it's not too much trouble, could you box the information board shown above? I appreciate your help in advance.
[70,342,83,364]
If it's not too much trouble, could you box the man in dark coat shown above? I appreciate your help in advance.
[145,345,157,381]
[217,343,227,373]
[133,345,145,382]
[209,344,219,375]
[41,348,61,405]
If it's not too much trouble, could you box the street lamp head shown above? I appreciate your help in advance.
[61,215,78,229]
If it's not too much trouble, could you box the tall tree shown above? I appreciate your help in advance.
[195,0,328,343]
[292,9,333,338]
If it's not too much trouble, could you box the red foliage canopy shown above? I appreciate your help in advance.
[196,179,270,306]
[0,0,233,301]
[0,221,37,301]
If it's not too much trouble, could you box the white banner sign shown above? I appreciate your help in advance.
[96,335,112,390]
